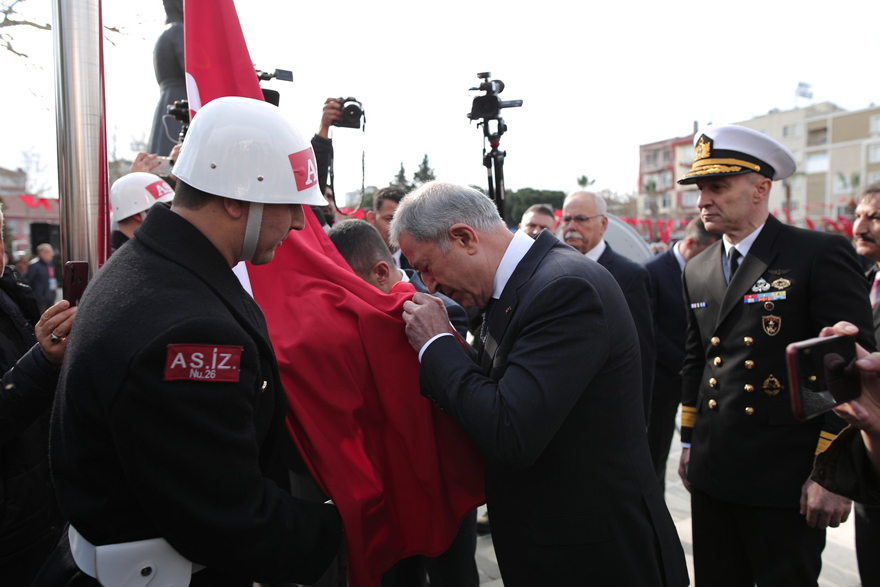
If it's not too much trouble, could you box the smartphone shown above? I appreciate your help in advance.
[63,261,89,306]
[787,335,861,420]
[154,156,173,176]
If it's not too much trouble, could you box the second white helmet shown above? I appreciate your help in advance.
[110,172,174,221]
[172,96,327,207]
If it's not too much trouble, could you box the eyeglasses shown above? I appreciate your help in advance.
[562,214,604,224]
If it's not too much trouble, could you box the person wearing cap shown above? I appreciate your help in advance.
[677,124,875,586]
[37,96,342,587]
[109,172,175,253]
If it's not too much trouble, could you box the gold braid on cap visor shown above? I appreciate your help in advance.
[682,158,762,179]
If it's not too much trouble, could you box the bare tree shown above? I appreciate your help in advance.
[1,0,122,58]
[0,0,49,57]
[20,148,51,197]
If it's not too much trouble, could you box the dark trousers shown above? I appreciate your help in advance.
[691,488,825,587]
[856,503,880,587]
[647,373,681,492]
[383,510,479,587]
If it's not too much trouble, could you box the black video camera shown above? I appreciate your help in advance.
[468,72,522,121]
[166,99,190,125]
[332,97,365,130]
[166,99,190,142]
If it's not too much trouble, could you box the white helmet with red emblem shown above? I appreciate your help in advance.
[172,96,326,262]
[110,172,174,221]
[172,96,325,207]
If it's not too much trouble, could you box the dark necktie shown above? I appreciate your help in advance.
[479,298,497,349]
[728,247,741,283]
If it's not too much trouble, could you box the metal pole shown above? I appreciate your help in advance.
[52,0,109,278]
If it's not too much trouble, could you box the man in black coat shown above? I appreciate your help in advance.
[392,182,688,587]
[0,206,77,587]
[562,191,655,420]
[678,124,874,587]
[39,97,341,587]
[644,217,718,490]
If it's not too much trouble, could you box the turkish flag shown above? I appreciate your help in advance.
[183,0,263,115]
[247,210,485,586]
[184,2,485,584]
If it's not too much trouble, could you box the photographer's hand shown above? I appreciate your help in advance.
[820,321,880,477]
[130,152,161,174]
[318,98,343,138]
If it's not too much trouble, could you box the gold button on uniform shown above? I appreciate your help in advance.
[708,399,718,409]
[713,357,722,366]
[745,360,754,369]
[261,380,268,392]
[744,384,755,393]
[709,377,717,388]
[744,337,754,346]
[745,407,755,416]
[711,337,721,347]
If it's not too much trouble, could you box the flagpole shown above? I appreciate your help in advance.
[52,0,109,277]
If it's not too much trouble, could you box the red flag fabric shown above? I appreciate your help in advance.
[183,0,263,115]
[247,210,485,586]
[184,5,484,583]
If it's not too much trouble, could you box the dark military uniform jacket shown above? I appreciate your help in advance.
[681,214,875,508]
[48,204,341,586]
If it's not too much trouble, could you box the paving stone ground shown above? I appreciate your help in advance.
[475,410,861,586]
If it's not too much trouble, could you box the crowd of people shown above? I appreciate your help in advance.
[2,88,880,587]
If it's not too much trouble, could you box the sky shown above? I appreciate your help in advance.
[1,0,878,204]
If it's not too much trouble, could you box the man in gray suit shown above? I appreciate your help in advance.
[849,180,880,586]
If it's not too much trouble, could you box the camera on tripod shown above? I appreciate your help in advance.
[332,97,365,130]
[468,72,522,122]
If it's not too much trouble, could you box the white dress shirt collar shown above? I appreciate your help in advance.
[492,230,535,299]
[672,241,686,271]
[584,239,607,262]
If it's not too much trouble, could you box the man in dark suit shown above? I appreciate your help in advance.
[644,217,718,491]
[392,181,688,586]
[848,180,880,586]
[562,191,655,419]
[25,244,56,313]
[678,124,874,587]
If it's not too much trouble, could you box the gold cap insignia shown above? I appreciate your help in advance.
[694,136,712,161]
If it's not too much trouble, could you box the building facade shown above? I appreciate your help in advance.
[638,102,880,233]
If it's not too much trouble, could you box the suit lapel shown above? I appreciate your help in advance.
[715,215,781,330]
[479,231,556,373]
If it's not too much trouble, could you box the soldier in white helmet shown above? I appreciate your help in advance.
[108,172,174,253]
[38,97,341,587]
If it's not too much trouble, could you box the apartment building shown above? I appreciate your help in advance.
[638,102,880,231]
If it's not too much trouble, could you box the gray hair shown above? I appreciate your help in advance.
[564,191,607,216]
[389,181,505,254]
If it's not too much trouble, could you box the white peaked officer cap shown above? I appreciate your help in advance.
[678,124,797,185]
[173,96,327,207]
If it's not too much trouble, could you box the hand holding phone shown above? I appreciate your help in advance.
[787,334,861,420]
[63,261,89,306]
